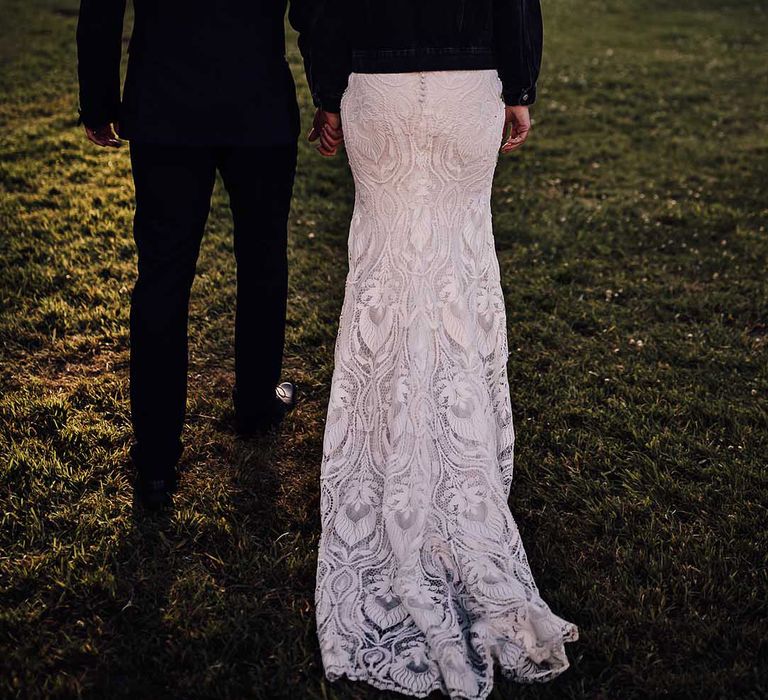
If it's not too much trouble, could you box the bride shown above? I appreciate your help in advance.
[307,1,578,697]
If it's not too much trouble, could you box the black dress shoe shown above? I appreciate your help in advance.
[275,381,297,412]
[235,382,298,437]
[135,473,177,511]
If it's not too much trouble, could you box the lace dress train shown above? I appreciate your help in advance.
[316,70,578,699]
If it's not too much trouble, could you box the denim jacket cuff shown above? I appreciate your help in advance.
[314,93,342,114]
[502,86,537,107]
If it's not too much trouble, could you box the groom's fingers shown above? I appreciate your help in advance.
[85,125,121,148]
[308,126,320,142]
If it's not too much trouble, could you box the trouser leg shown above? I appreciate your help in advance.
[217,143,298,418]
[128,142,217,477]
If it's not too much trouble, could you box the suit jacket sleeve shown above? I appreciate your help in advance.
[493,0,543,106]
[309,0,351,113]
[76,0,127,128]
[288,0,317,95]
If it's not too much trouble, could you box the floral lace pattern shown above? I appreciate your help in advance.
[316,71,578,699]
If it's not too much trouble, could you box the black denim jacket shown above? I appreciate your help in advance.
[310,0,543,113]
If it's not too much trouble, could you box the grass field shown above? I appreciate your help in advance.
[1,0,767,698]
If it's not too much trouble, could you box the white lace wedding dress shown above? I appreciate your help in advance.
[316,70,578,699]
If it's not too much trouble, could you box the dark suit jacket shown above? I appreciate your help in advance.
[77,0,314,145]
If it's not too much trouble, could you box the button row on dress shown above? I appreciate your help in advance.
[418,72,428,104]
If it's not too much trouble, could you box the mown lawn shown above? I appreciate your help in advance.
[1,0,766,698]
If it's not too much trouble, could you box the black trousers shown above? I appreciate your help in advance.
[128,142,297,477]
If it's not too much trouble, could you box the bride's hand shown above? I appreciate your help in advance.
[309,109,343,157]
[501,106,531,154]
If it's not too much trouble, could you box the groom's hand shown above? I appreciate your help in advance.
[84,122,122,148]
[309,109,343,157]
[501,106,531,154]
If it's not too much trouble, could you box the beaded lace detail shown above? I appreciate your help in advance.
[316,70,578,699]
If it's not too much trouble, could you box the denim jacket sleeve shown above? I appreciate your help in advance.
[309,0,351,113]
[493,0,543,106]
[76,0,127,128]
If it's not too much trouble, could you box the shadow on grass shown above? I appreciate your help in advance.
[90,435,294,698]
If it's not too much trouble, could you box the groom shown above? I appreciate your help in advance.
[77,1,320,510]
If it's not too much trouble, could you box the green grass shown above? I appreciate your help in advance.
[1,0,766,698]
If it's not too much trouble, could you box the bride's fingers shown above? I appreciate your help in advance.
[501,135,525,153]
[323,121,343,137]
[513,125,531,145]
[501,125,531,153]
[500,121,513,151]
[323,130,343,144]
[321,130,343,148]
[320,129,343,149]
[316,138,337,156]
[317,144,338,157]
